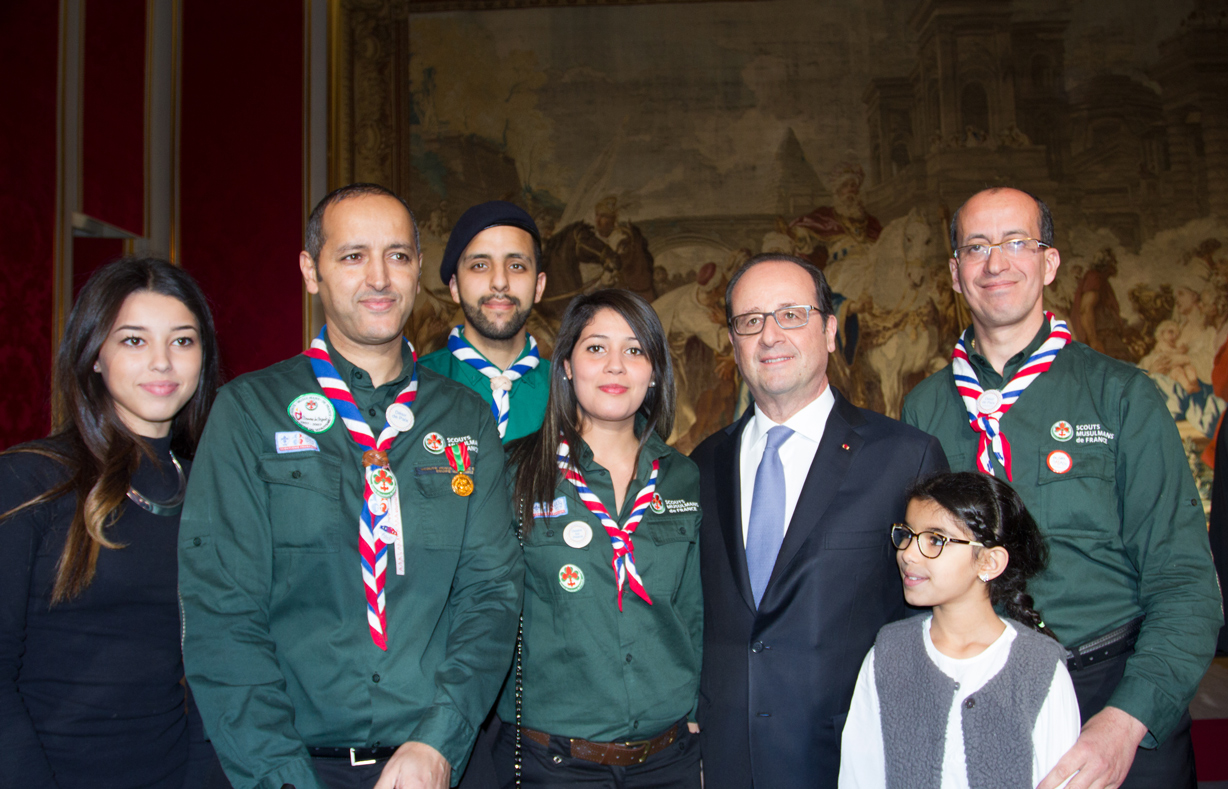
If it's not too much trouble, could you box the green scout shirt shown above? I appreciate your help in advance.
[178,334,524,789]
[419,331,551,443]
[902,324,1221,746]
[496,429,703,742]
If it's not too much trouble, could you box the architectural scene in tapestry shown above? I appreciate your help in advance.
[387,0,1228,499]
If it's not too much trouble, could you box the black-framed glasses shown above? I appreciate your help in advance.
[953,237,1051,266]
[730,305,821,336]
[890,524,984,559]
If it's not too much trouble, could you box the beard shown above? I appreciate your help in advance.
[461,294,533,341]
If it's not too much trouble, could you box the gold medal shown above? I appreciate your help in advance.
[452,473,474,496]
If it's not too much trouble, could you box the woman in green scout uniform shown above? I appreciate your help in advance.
[492,288,703,788]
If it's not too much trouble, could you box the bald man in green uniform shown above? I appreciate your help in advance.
[179,184,523,789]
[419,202,550,443]
[903,187,1220,789]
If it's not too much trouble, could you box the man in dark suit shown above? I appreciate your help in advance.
[692,253,947,789]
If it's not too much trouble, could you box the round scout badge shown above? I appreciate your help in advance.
[423,432,446,454]
[446,441,474,496]
[649,493,666,514]
[1051,420,1073,442]
[559,564,585,592]
[288,393,336,433]
[367,466,398,497]
[976,388,1003,415]
[563,521,593,549]
[1047,450,1072,474]
[386,402,415,433]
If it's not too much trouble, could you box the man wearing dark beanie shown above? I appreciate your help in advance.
[419,201,550,443]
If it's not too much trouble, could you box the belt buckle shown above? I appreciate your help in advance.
[350,747,377,767]
[618,738,654,764]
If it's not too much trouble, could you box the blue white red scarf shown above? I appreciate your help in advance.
[305,328,418,650]
[557,441,659,610]
[950,312,1070,480]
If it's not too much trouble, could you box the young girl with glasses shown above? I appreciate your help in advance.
[838,471,1080,789]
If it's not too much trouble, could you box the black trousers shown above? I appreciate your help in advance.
[311,756,388,789]
[491,721,701,789]
[1068,649,1197,789]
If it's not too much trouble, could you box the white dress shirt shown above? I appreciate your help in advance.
[837,616,1080,789]
[738,386,836,545]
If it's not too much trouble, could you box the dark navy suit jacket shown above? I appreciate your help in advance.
[692,389,947,789]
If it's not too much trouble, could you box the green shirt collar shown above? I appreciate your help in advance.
[963,321,1052,389]
[572,420,672,484]
[322,329,415,414]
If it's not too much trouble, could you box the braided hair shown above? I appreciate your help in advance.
[906,471,1058,640]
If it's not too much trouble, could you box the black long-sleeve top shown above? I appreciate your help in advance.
[0,435,196,789]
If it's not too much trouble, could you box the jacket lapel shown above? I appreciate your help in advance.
[765,389,865,594]
[715,409,756,614]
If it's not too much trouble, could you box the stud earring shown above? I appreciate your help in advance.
[93,361,101,373]
[978,572,990,583]
[649,381,656,388]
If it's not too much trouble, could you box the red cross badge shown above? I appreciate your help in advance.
[558,563,585,592]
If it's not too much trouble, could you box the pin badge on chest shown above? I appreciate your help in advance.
[563,520,593,549]
[288,393,336,433]
[386,403,414,432]
[976,389,1003,415]
[368,467,398,497]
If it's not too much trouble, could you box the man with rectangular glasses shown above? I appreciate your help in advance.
[691,253,947,789]
[903,187,1220,789]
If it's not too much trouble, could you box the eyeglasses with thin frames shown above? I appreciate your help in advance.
[730,305,822,336]
[953,237,1051,266]
[890,524,984,559]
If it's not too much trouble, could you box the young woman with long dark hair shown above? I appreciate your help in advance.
[491,288,703,788]
[0,257,226,788]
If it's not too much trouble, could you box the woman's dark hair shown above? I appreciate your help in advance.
[906,471,1058,639]
[509,288,675,533]
[1,257,220,603]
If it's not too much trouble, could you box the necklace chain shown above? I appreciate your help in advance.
[126,451,187,517]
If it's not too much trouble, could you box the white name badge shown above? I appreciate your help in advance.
[976,389,1003,415]
[386,402,414,432]
[274,431,320,454]
[563,520,593,549]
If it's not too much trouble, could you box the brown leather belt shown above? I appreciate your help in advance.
[519,721,682,766]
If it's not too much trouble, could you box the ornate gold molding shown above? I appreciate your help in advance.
[330,0,409,197]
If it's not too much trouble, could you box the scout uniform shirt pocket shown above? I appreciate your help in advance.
[409,466,467,549]
[523,517,596,658]
[1035,444,1117,532]
[257,453,342,552]
[643,517,697,594]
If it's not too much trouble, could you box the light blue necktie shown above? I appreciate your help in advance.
[746,425,794,607]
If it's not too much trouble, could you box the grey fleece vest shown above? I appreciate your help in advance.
[872,617,1064,789]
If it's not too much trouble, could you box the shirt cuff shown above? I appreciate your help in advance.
[408,704,476,784]
[1107,674,1174,749]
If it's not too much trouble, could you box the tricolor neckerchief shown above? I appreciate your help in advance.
[305,328,418,650]
[950,311,1070,480]
[557,441,658,610]
[447,326,540,439]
